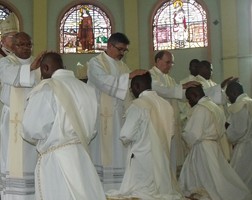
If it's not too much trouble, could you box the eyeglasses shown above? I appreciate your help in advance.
[112,44,129,54]
[15,43,33,48]
[167,61,175,66]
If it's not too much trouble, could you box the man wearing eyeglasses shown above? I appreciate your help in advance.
[87,32,147,192]
[149,50,201,177]
[0,31,44,199]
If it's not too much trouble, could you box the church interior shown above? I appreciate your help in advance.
[0,0,252,199]
[1,0,251,96]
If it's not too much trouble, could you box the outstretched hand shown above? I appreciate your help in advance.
[129,69,148,79]
[182,81,201,89]
[221,76,239,88]
[30,51,47,71]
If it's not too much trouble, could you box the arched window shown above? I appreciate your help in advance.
[60,3,112,54]
[152,0,208,50]
[0,5,17,36]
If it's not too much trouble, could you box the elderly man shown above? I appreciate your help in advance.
[0,12,19,194]
[149,50,200,175]
[225,81,252,193]
[87,32,147,191]
[0,32,43,199]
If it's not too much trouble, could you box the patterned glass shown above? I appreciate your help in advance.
[60,4,111,54]
[153,0,208,50]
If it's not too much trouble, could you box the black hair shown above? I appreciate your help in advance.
[226,81,244,94]
[131,72,152,90]
[107,32,130,45]
[186,85,205,97]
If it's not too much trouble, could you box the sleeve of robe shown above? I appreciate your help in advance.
[226,107,249,144]
[88,57,130,100]
[151,80,183,99]
[0,57,35,87]
[22,85,56,143]
[120,104,143,146]
[204,85,227,105]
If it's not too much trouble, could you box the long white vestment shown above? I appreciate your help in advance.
[87,51,132,191]
[22,69,106,200]
[107,90,184,200]
[0,54,38,200]
[149,66,186,173]
[179,97,252,200]
[0,47,13,193]
[226,93,252,192]
[194,75,231,160]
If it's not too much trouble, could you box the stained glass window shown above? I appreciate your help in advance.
[153,0,208,50]
[60,4,111,54]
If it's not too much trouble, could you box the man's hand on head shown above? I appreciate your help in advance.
[221,76,239,89]
[129,69,148,79]
[182,81,201,89]
[30,51,47,71]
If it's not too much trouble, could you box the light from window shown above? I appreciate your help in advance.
[60,4,111,54]
[153,0,208,50]
[0,5,12,37]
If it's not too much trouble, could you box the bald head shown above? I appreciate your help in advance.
[40,52,64,79]
[154,50,174,74]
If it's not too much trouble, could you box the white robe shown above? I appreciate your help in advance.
[0,54,38,200]
[194,75,231,160]
[107,91,184,200]
[179,75,196,130]
[226,93,252,192]
[87,51,131,191]
[149,66,186,173]
[22,69,106,200]
[0,47,12,193]
[179,97,251,200]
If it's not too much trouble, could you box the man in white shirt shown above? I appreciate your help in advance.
[107,72,184,200]
[179,58,200,130]
[149,50,200,175]
[87,32,147,191]
[225,81,252,192]
[0,32,43,199]
[0,12,19,194]
[179,85,251,200]
[22,52,106,200]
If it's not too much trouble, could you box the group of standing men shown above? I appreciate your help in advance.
[0,12,251,200]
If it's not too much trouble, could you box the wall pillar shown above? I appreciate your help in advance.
[220,0,239,78]
[33,0,47,56]
[123,0,140,70]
